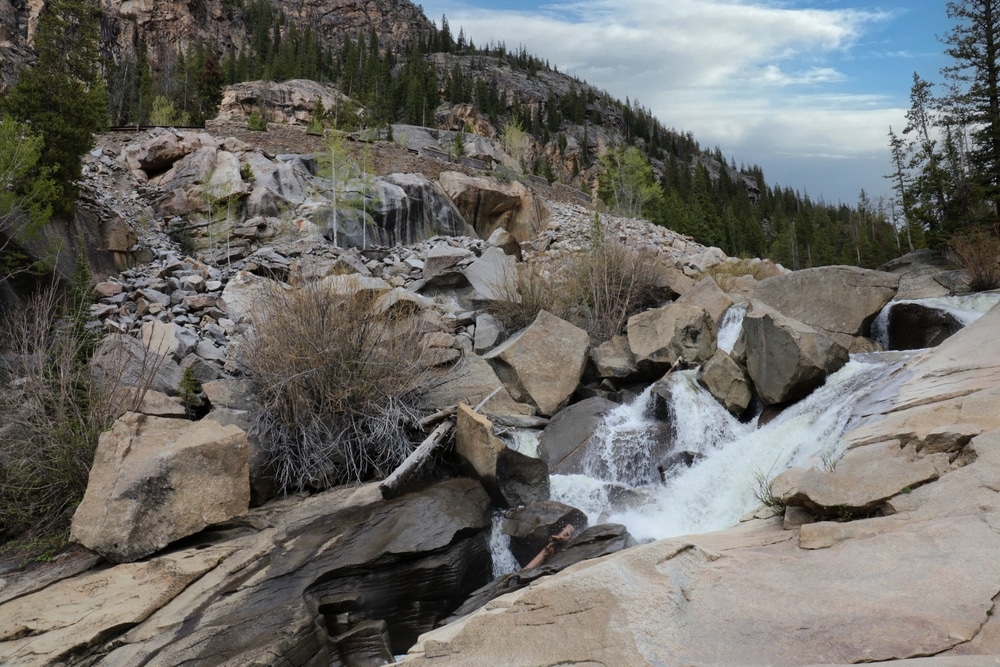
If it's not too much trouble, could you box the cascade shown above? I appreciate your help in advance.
[716,304,747,354]
[871,293,1000,348]
[488,511,521,577]
[551,352,913,542]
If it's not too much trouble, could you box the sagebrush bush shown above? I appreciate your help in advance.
[485,232,662,341]
[240,279,437,491]
[0,287,145,551]
[948,224,1000,292]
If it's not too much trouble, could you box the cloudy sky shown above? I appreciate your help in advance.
[416,0,952,206]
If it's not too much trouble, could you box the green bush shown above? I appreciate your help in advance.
[239,279,438,491]
[247,111,268,132]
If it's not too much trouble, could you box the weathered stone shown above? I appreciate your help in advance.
[485,226,523,260]
[91,334,184,396]
[438,171,543,242]
[655,266,697,298]
[420,354,535,417]
[473,312,504,354]
[753,266,899,347]
[464,246,517,302]
[423,244,475,282]
[771,441,949,519]
[496,447,550,507]
[484,310,590,416]
[455,404,508,499]
[743,302,849,405]
[626,302,716,374]
[677,276,735,329]
[219,270,285,324]
[591,335,638,379]
[697,349,752,416]
[370,173,475,246]
[906,423,984,455]
[70,413,250,562]
[538,397,618,475]
[142,320,197,360]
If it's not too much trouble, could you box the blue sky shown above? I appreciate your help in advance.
[416,0,953,206]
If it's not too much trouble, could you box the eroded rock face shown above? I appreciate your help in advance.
[438,171,544,242]
[753,265,899,348]
[743,303,849,405]
[70,413,250,563]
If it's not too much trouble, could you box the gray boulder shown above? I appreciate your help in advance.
[677,276,734,329]
[464,246,517,302]
[753,266,899,348]
[538,396,618,475]
[70,413,250,563]
[503,501,590,567]
[743,303,849,405]
[882,302,965,350]
[370,173,475,246]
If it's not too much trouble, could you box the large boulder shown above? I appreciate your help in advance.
[742,303,849,405]
[677,276,734,329]
[538,396,618,475]
[626,302,716,375]
[697,349,752,417]
[420,354,535,417]
[463,246,517,302]
[454,404,508,499]
[591,335,638,379]
[484,311,590,416]
[881,301,965,350]
[70,413,250,563]
[438,171,544,242]
[753,266,899,348]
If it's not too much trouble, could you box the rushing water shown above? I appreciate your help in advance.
[488,510,521,577]
[871,292,1000,348]
[551,352,912,543]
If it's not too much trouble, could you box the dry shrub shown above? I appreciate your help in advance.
[571,239,662,342]
[484,236,662,342]
[948,224,1000,292]
[484,261,571,333]
[0,288,148,550]
[240,279,436,491]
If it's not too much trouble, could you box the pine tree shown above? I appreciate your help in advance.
[0,0,107,218]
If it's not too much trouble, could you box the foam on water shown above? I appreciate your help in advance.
[552,353,910,542]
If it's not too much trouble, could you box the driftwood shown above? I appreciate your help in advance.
[486,414,550,429]
[416,407,456,430]
[379,419,454,499]
[523,524,576,570]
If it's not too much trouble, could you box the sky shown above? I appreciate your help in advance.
[415,0,954,206]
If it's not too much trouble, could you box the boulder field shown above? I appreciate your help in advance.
[2,125,998,666]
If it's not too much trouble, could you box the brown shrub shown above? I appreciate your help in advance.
[239,279,437,491]
[948,224,1000,292]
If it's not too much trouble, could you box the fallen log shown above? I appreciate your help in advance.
[523,524,576,570]
[379,419,454,500]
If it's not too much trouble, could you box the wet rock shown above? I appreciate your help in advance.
[883,301,965,350]
[70,413,250,562]
[502,501,590,567]
[538,397,618,475]
[496,447,550,507]
[743,302,849,405]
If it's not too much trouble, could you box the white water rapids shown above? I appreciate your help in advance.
[491,295,996,551]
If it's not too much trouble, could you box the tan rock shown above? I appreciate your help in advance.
[70,413,250,562]
[484,311,590,416]
[455,404,507,496]
[420,353,534,417]
[591,335,638,379]
[626,302,716,373]
[697,349,752,416]
[677,276,735,329]
[0,549,228,667]
[439,171,544,242]
[753,265,898,347]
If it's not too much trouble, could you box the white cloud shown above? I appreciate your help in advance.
[420,0,903,202]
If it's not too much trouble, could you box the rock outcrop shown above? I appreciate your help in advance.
[70,413,250,563]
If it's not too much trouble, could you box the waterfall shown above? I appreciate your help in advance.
[551,352,912,542]
[488,511,521,578]
[716,304,747,354]
[872,293,1000,348]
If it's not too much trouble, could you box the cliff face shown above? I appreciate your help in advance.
[0,0,434,89]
